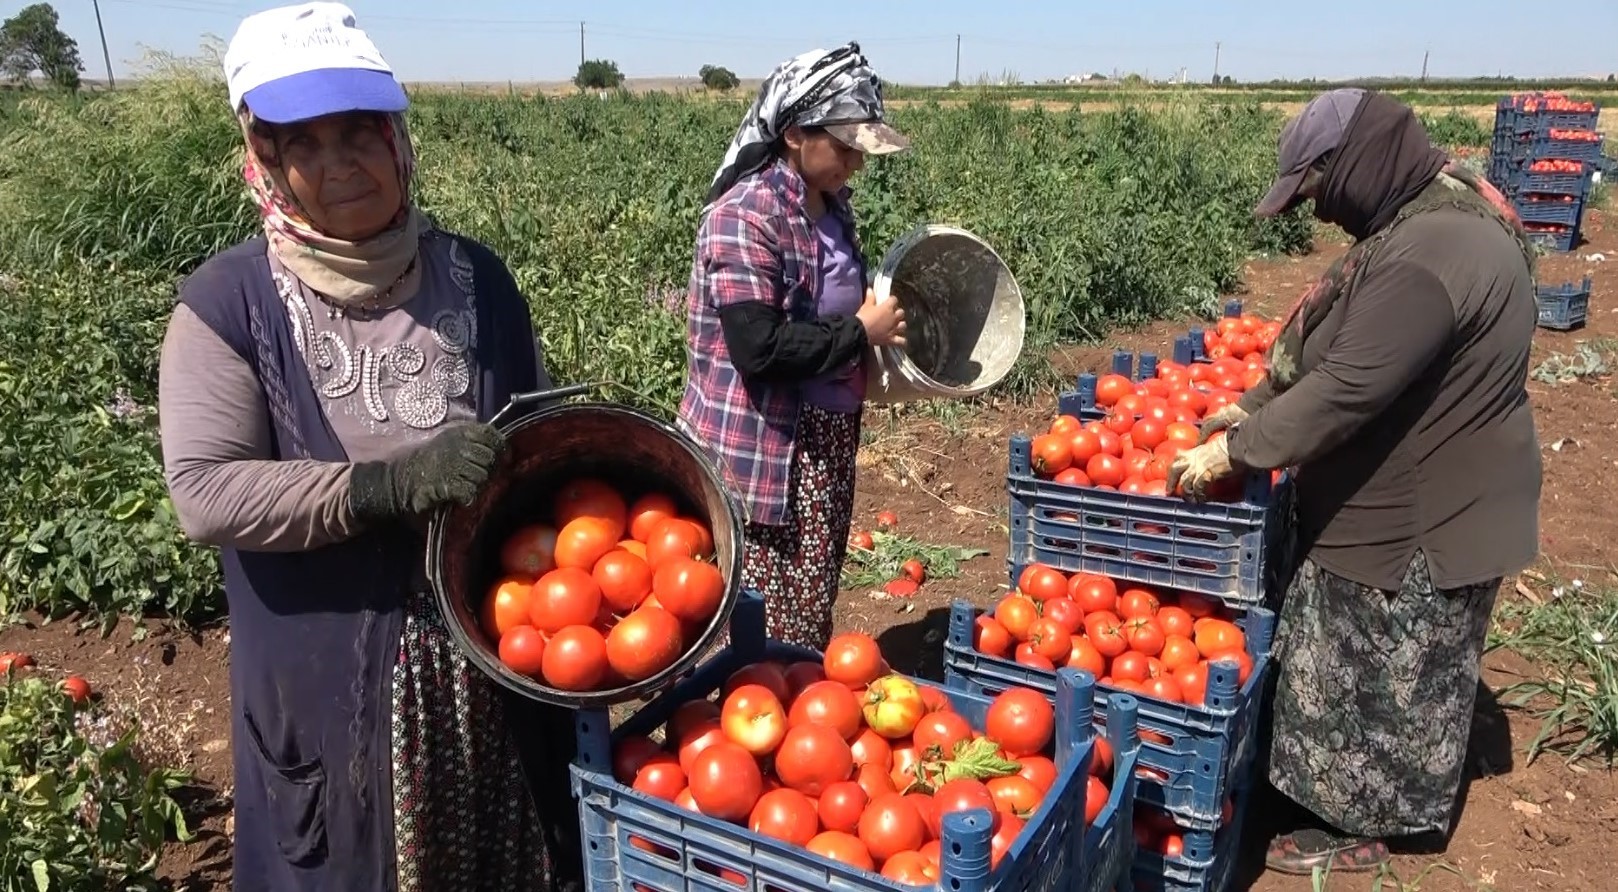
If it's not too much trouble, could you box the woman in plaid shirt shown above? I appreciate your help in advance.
[678,43,910,649]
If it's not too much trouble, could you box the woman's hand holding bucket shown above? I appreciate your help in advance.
[857,286,907,348]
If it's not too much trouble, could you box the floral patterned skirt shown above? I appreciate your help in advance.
[740,403,861,651]
[1266,551,1501,838]
[390,590,575,891]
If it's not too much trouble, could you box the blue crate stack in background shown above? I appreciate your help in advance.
[1488,92,1603,253]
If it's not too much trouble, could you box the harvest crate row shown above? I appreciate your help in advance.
[1488,91,1603,253]
[954,315,1296,889]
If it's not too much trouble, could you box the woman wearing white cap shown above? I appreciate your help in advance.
[156,4,580,890]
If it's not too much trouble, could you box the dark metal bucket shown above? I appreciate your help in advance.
[426,389,745,708]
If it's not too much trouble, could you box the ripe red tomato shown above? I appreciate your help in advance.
[860,762,901,799]
[931,777,1000,837]
[858,793,928,862]
[1173,662,1210,706]
[1090,735,1114,777]
[1086,453,1126,488]
[528,568,603,633]
[612,735,663,784]
[497,624,548,676]
[774,724,854,796]
[61,676,91,706]
[500,524,559,579]
[1054,467,1091,486]
[1193,619,1246,658]
[806,831,875,871]
[721,683,788,756]
[1064,636,1106,678]
[675,718,728,777]
[905,792,940,841]
[1083,611,1128,658]
[1085,775,1109,825]
[1159,635,1200,671]
[901,559,926,584]
[593,549,654,613]
[1124,617,1165,657]
[782,660,828,699]
[1144,675,1184,704]
[1095,373,1132,407]
[1068,429,1102,467]
[1068,574,1118,613]
[1118,587,1161,619]
[987,775,1043,817]
[787,680,863,741]
[881,851,940,885]
[605,607,683,682]
[973,615,1013,657]
[1110,651,1151,684]
[1041,597,1085,635]
[1025,618,1073,663]
[749,788,820,846]
[912,710,973,759]
[849,728,894,770]
[626,492,678,544]
[686,741,763,821]
[994,595,1039,640]
[1030,433,1073,476]
[816,780,869,833]
[824,632,885,688]
[540,625,608,691]
[724,662,791,703]
[651,557,724,624]
[848,530,875,551]
[1017,754,1059,793]
[1014,643,1055,670]
[644,517,707,568]
[1018,565,1068,602]
[985,688,1055,758]
[631,752,686,801]
[1156,606,1194,638]
[990,813,1025,868]
[876,510,899,530]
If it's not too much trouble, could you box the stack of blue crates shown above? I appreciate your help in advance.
[1489,93,1603,253]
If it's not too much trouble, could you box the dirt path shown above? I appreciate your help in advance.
[2,211,1614,891]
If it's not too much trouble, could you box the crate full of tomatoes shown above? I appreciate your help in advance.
[569,595,1142,892]
[941,564,1272,828]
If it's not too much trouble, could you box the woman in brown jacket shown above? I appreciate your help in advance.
[1170,89,1542,874]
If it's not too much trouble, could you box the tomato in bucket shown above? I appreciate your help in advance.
[428,393,744,708]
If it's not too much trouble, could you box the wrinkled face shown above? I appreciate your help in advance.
[274,112,403,240]
[784,125,866,194]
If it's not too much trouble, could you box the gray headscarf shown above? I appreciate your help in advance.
[704,42,904,209]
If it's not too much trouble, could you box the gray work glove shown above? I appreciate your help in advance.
[349,422,507,522]
[1197,403,1249,445]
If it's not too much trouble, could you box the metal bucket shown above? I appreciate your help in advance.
[426,391,745,708]
[865,224,1026,404]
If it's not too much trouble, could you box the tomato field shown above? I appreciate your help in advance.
[0,71,1616,891]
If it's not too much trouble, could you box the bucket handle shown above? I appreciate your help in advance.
[491,382,600,428]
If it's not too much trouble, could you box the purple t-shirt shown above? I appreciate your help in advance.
[801,212,867,413]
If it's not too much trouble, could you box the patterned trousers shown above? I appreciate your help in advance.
[740,403,861,652]
[1266,550,1501,838]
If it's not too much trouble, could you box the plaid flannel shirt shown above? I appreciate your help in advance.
[677,159,866,526]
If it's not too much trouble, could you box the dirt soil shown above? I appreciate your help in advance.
[2,211,1615,891]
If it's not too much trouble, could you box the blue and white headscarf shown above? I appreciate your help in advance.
[704,42,907,209]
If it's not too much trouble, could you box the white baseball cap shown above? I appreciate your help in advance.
[224,2,408,124]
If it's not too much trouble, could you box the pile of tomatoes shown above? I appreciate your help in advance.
[1546,128,1602,143]
[1527,159,1588,174]
[973,565,1253,709]
[1507,93,1597,114]
[1026,313,1278,501]
[610,631,1115,885]
[480,478,725,692]
[1133,800,1234,861]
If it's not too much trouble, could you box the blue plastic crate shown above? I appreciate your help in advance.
[1494,102,1602,135]
[1525,226,1580,253]
[1007,435,1290,608]
[570,594,1142,892]
[1129,783,1253,892]
[1512,196,1585,227]
[1492,133,1606,165]
[943,596,1273,830]
[1493,167,1592,198]
[1536,276,1593,331]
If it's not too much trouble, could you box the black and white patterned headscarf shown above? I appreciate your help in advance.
[704,41,908,209]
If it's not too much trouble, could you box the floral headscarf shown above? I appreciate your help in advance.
[238,107,424,306]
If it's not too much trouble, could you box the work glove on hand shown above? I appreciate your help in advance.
[1197,403,1249,445]
[349,422,507,522]
[1166,436,1238,503]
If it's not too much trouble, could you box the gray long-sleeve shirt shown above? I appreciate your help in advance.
[159,231,549,553]
[1226,208,1541,590]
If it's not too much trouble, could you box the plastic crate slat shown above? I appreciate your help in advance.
[571,594,1141,892]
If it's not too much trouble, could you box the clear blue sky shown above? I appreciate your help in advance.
[33,0,1618,86]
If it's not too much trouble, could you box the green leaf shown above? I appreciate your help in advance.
[30,858,49,892]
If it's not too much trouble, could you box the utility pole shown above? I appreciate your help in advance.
[91,0,115,89]
[1212,41,1221,83]
[1420,48,1429,83]
[954,34,961,85]
[579,21,586,68]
